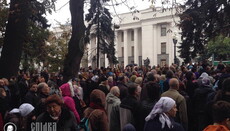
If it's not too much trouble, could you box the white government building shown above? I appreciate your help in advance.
[87,7,182,68]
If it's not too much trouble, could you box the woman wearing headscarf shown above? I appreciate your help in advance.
[59,80,80,123]
[144,97,184,131]
[84,89,109,131]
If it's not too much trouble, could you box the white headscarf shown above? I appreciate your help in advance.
[199,72,212,86]
[145,97,176,129]
[68,80,75,97]
[199,72,209,79]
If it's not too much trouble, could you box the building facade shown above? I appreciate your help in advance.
[88,7,181,68]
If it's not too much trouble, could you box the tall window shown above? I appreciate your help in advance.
[122,47,124,57]
[131,30,134,41]
[121,32,124,42]
[131,46,134,56]
[161,42,166,54]
[161,25,167,36]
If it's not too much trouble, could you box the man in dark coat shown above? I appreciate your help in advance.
[24,83,39,107]
[120,83,141,131]
[18,74,29,100]
[117,75,128,100]
[193,77,214,131]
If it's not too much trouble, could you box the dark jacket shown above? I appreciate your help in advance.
[193,85,214,131]
[139,99,157,130]
[163,78,170,92]
[0,96,8,117]
[36,108,78,131]
[0,113,3,131]
[120,95,141,131]
[217,73,230,90]
[24,91,39,107]
[34,93,49,117]
[117,82,128,100]
[98,84,109,96]
[184,80,199,99]
[18,78,29,100]
[5,113,21,129]
[144,115,184,131]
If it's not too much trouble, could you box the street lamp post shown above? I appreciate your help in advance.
[173,35,178,64]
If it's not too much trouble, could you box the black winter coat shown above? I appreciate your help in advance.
[36,108,78,131]
[144,115,184,131]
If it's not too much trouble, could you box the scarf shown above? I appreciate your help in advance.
[145,97,176,129]
[89,102,106,113]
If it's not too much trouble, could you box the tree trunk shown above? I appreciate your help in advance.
[63,0,85,82]
[0,0,29,79]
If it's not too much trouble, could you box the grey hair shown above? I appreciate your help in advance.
[110,86,120,96]
[108,76,113,82]
[37,82,48,93]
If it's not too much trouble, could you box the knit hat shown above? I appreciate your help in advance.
[19,103,34,117]
[145,97,176,128]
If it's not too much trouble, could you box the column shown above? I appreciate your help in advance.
[153,24,158,66]
[124,30,128,67]
[142,25,154,66]
[105,54,109,67]
[87,44,92,67]
[134,28,139,65]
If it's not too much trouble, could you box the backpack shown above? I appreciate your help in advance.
[77,109,98,131]
[78,117,91,131]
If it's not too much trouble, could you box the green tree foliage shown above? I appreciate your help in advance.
[0,0,56,78]
[207,35,230,60]
[179,0,230,63]
[21,21,50,71]
[85,0,118,66]
[46,24,70,72]
[0,0,8,47]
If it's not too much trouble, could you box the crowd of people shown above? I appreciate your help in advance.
[0,61,230,131]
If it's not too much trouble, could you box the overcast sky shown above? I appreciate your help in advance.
[47,0,159,27]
